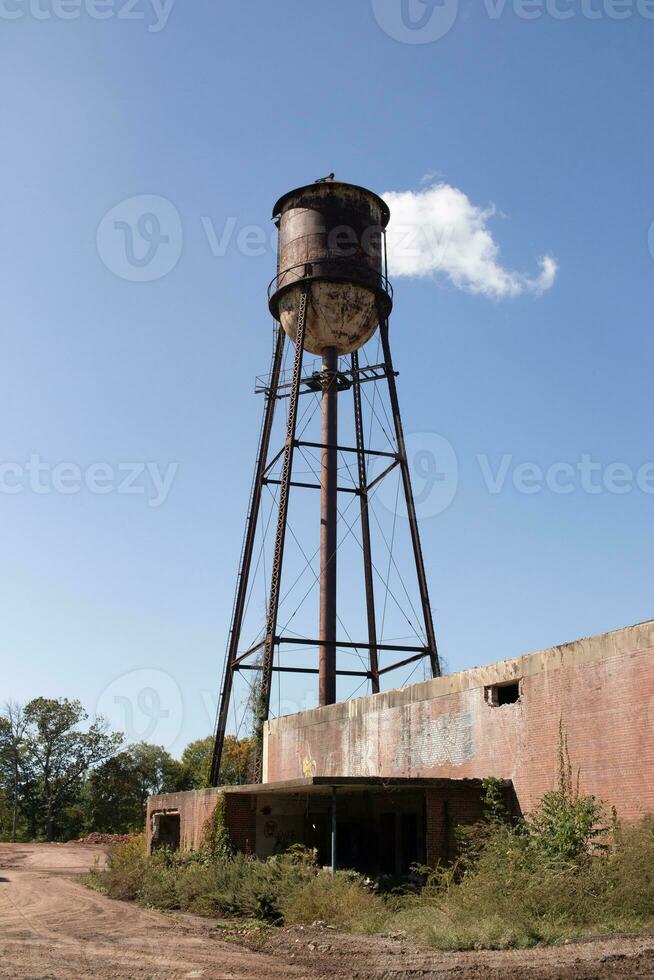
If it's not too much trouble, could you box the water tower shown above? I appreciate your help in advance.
[210,179,440,785]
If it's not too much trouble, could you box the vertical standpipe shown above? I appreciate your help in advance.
[319,346,338,706]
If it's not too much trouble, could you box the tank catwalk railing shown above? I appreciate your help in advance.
[268,264,393,305]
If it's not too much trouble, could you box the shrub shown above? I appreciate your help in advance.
[527,725,605,863]
[102,834,148,901]
[174,850,318,921]
[280,869,385,933]
[139,849,180,909]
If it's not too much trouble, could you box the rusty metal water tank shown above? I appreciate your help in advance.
[268,180,393,356]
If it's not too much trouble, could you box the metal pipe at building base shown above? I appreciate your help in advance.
[319,346,338,707]
[331,785,337,875]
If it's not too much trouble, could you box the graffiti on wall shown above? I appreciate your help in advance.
[393,706,476,771]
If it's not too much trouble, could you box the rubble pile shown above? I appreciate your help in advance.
[68,832,133,846]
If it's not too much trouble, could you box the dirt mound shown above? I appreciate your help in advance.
[67,833,133,846]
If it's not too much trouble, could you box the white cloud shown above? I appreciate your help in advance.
[383,183,557,299]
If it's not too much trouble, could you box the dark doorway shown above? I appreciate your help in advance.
[380,812,396,874]
[337,820,364,870]
[152,812,180,851]
[401,813,418,872]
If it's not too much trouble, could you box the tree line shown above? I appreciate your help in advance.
[0,698,254,842]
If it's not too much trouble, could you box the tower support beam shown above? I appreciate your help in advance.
[253,285,309,778]
[352,349,380,693]
[379,313,441,679]
[210,324,286,787]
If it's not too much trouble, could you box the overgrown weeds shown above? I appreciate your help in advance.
[280,868,386,933]
[91,807,654,948]
[387,810,654,949]
[86,833,147,901]
[98,836,357,924]
[385,740,654,949]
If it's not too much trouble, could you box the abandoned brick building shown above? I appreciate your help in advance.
[147,619,654,873]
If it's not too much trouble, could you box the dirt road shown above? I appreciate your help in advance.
[0,843,653,979]
[0,843,307,979]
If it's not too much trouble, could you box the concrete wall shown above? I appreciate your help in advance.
[264,621,654,821]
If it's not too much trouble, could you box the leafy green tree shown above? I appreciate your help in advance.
[181,735,255,789]
[181,735,214,789]
[0,721,13,838]
[83,752,145,833]
[83,743,191,835]
[1,696,259,840]
[0,787,11,839]
[129,741,191,800]
[219,736,256,785]
[0,702,28,841]
[23,698,123,841]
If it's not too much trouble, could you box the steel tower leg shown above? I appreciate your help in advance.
[319,346,338,707]
[379,314,441,678]
[351,350,379,693]
[253,286,309,778]
[210,324,287,786]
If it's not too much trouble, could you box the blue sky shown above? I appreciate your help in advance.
[1,1,653,755]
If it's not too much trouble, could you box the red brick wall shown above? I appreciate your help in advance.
[224,793,256,854]
[425,786,486,866]
[265,623,654,822]
[146,788,256,855]
[146,788,222,852]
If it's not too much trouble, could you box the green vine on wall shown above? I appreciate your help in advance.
[203,794,234,858]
